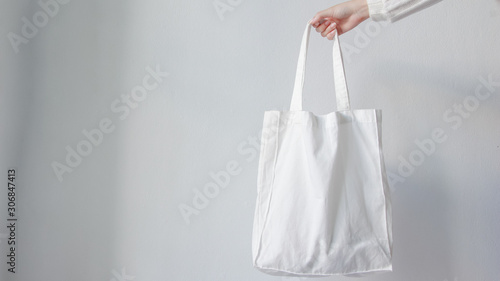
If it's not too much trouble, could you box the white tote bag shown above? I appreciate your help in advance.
[252,22,393,277]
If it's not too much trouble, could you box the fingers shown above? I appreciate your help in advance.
[311,20,337,40]
[309,6,339,40]
[310,16,329,29]
[309,6,336,28]
[309,16,323,28]
[321,22,337,39]
[326,28,337,40]
[313,20,333,34]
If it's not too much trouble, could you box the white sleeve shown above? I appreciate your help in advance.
[367,0,442,22]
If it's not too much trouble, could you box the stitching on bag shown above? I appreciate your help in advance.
[373,110,393,258]
[255,258,393,276]
[255,239,392,275]
[253,114,269,263]
[256,116,269,205]
[255,112,281,263]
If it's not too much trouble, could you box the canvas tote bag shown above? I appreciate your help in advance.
[252,22,393,277]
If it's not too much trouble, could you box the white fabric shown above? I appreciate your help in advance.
[367,0,442,22]
[252,22,393,277]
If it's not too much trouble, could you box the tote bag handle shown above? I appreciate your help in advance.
[289,22,351,111]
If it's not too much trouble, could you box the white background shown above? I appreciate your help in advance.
[1,0,499,280]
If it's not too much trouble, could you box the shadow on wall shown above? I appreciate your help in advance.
[391,161,455,280]
[373,59,499,280]
[3,1,132,280]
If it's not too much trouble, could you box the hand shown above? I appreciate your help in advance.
[309,0,370,39]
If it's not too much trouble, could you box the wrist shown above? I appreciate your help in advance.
[352,0,370,21]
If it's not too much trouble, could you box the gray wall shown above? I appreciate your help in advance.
[1,0,499,280]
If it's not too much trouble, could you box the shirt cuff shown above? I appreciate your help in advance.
[366,0,387,21]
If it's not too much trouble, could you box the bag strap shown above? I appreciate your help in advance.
[289,22,351,111]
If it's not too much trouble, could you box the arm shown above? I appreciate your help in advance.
[310,0,442,39]
[368,0,442,22]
